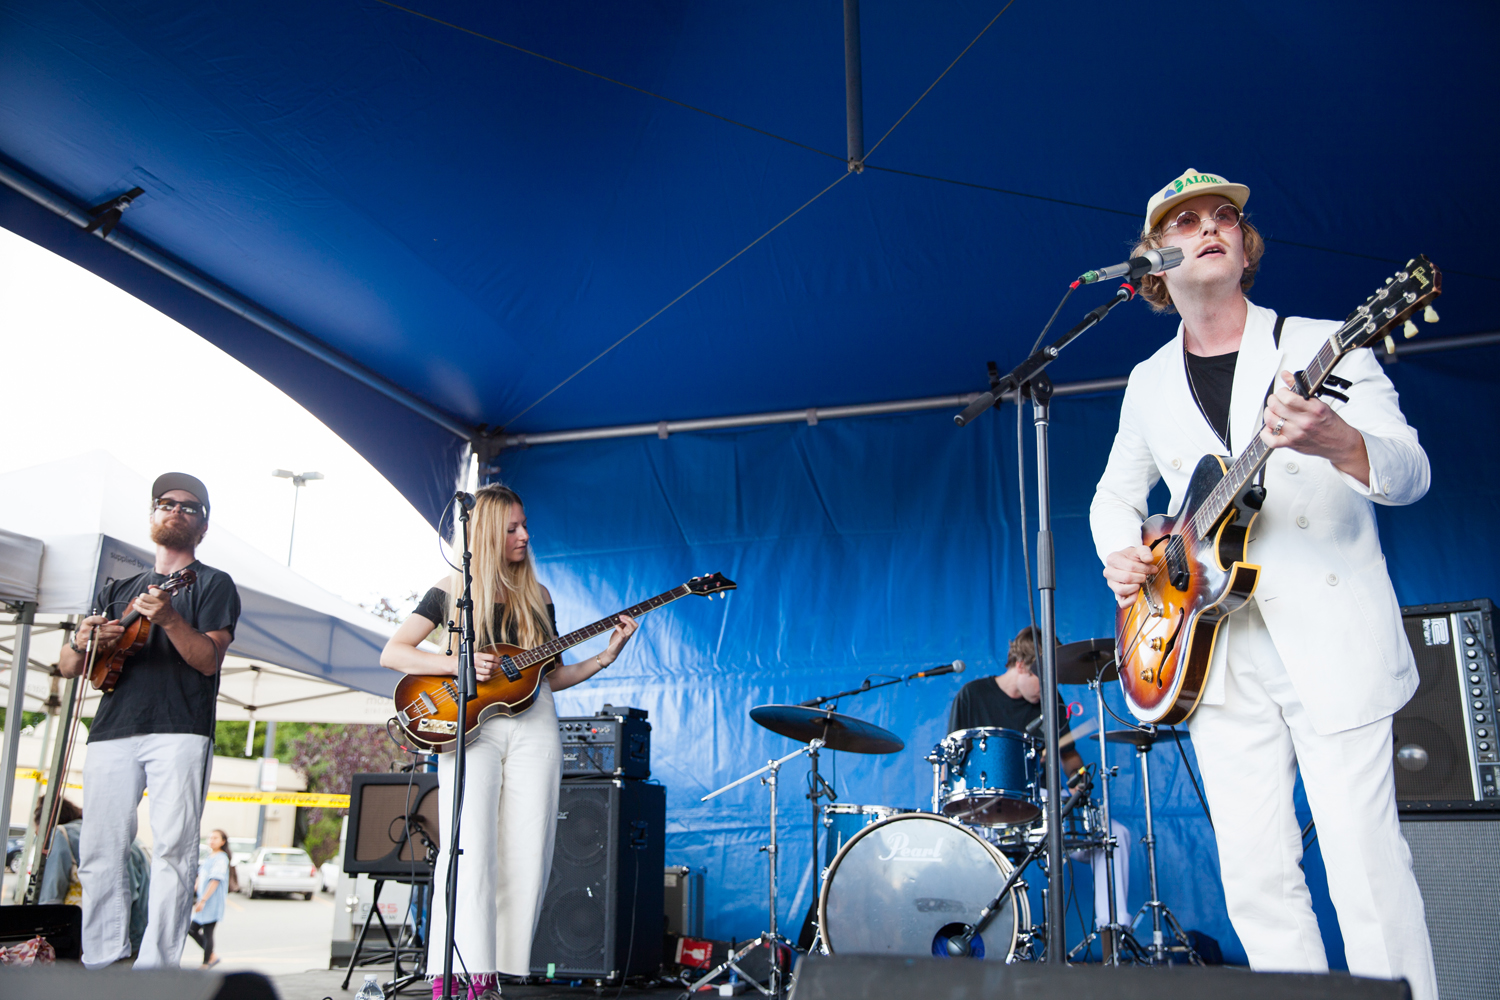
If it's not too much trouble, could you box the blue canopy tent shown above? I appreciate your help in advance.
[2,0,1498,965]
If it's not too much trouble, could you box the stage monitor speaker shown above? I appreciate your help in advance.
[0,903,80,960]
[788,955,1411,999]
[1395,599,1500,810]
[1399,814,1500,1000]
[344,771,440,880]
[530,779,665,981]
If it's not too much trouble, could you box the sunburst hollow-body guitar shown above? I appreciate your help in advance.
[1116,256,1441,725]
[392,573,736,752]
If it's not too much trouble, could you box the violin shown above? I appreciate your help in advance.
[88,568,197,692]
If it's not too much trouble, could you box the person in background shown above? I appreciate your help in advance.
[188,829,230,968]
[34,796,152,957]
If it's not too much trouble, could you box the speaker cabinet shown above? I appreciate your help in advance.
[530,780,665,981]
[344,772,440,879]
[1395,600,1500,810]
[1399,815,1500,1000]
[789,955,1411,999]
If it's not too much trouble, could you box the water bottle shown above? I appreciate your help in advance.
[355,973,383,999]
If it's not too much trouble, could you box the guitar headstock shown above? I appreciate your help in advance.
[686,572,736,599]
[1335,254,1442,357]
[157,568,198,595]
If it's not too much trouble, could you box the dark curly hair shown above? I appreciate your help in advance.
[1131,214,1265,314]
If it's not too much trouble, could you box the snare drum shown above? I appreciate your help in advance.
[939,727,1040,827]
[818,812,1029,959]
[822,804,908,866]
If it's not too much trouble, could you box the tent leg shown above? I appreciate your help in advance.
[0,601,35,904]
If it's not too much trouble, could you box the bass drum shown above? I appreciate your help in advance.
[818,812,1029,960]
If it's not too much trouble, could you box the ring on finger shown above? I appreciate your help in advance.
[1273,417,1286,435]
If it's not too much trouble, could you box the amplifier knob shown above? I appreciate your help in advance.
[1466,636,1477,646]
[1479,729,1490,738]
[1477,700,1487,710]
[1478,713,1489,723]
[1481,742,1492,752]
[1469,649,1479,658]
[1476,688,1486,697]
[1474,675,1483,683]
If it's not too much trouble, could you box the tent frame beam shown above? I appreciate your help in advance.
[499,329,1499,450]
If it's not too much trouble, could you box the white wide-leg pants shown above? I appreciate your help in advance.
[79,733,211,969]
[428,684,563,977]
[1187,603,1436,1000]
[1072,819,1130,928]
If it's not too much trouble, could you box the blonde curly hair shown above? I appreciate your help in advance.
[1132,213,1266,314]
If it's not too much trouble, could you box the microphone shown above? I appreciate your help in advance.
[454,491,475,511]
[1079,245,1184,284]
[911,660,966,679]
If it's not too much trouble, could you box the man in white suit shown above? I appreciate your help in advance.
[1090,169,1436,998]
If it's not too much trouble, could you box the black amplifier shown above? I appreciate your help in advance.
[1396,599,1500,811]
[559,705,651,780]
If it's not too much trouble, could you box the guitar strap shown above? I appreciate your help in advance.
[1256,314,1288,492]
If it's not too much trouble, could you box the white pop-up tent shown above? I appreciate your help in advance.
[0,453,411,804]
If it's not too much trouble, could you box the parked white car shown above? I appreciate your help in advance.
[320,854,341,893]
[237,846,321,899]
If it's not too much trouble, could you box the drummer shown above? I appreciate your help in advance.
[947,626,1132,958]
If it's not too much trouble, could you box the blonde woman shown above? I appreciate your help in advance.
[381,485,637,998]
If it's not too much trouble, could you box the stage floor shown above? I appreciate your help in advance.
[272,967,694,999]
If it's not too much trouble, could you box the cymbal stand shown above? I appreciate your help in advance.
[1067,670,1143,965]
[697,740,822,998]
[1129,729,1200,966]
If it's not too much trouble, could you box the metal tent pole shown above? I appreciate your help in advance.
[843,0,864,170]
[0,602,35,904]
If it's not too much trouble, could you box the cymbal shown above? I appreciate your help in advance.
[1104,728,1165,750]
[749,705,905,755]
[1055,637,1118,685]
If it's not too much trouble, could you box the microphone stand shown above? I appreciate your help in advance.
[954,281,1138,963]
[439,502,478,1000]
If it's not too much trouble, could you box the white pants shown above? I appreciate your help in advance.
[1187,603,1436,1000]
[428,685,563,977]
[1072,819,1130,928]
[79,733,211,969]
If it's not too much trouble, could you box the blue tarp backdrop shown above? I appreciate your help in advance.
[522,346,1500,965]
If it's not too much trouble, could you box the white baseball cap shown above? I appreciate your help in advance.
[1144,168,1250,235]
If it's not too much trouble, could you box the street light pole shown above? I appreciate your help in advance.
[270,470,324,566]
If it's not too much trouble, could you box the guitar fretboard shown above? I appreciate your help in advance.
[1187,330,1348,540]
[511,584,693,667]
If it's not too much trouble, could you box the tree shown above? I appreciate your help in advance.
[289,724,411,866]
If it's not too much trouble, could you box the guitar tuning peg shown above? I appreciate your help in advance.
[1423,304,1440,323]
[1384,334,1397,356]
[1403,318,1419,339]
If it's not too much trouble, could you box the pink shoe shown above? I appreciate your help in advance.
[468,973,499,999]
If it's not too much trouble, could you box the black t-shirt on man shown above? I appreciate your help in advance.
[1184,349,1239,449]
[86,561,240,743]
[948,676,1072,737]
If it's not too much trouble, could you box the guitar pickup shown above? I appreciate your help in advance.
[417,718,457,735]
[499,654,521,682]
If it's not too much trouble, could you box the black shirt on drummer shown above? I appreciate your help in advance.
[87,561,240,742]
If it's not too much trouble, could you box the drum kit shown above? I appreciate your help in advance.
[692,639,1202,996]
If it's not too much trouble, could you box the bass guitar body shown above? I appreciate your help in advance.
[392,643,556,754]
[1115,454,1261,725]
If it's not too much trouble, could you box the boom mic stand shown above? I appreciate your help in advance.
[439,496,478,1000]
[954,280,1140,963]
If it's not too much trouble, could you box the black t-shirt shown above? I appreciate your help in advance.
[411,587,558,646]
[947,676,1072,737]
[87,561,240,743]
[1184,349,1238,448]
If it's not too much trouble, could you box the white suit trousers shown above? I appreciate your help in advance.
[428,684,563,977]
[1187,603,1436,1000]
[1073,819,1130,929]
[79,732,211,969]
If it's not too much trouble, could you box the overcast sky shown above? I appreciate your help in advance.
[1,224,445,617]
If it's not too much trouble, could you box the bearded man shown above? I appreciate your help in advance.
[59,473,240,968]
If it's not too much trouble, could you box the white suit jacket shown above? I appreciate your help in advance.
[1090,301,1429,734]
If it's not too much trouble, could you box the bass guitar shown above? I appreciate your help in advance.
[392,572,736,751]
[1116,255,1442,725]
[89,567,198,692]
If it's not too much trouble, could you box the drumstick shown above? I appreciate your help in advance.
[1056,716,1099,749]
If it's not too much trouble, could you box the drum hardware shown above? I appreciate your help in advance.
[1104,727,1202,966]
[747,701,907,961]
[935,766,1093,960]
[698,738,828,997]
